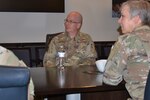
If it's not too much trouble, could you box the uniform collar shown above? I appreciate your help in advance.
[134,25,150,32]
[65,32,80,41]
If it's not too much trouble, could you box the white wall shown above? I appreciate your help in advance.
[0,0,120,43]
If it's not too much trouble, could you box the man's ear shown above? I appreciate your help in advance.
[77,23,81,29]
[133,15,142,25]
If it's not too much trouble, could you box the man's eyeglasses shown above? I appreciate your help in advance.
[64,19,80,24]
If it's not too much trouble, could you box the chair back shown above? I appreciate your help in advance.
[0,66,30,100]
[144,70,150,100]
[45,32,62,51]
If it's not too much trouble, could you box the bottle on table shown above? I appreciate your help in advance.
[57,45,66,69]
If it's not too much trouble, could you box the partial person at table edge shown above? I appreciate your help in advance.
[0,46,34,100]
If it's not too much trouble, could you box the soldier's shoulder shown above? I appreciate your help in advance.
[52,32,66,41]
[118,33,137,42]
[79,32,92,40]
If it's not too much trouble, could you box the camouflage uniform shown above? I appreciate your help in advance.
[43,32,97,67]
[103,26,150,100]
[0,46,34,100]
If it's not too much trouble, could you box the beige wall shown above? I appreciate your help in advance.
[0,0,120,43]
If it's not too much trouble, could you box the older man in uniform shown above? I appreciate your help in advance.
[43,11,97,67]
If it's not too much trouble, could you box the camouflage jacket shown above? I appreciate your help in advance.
[103,26,150,100]
[43,32,97,67]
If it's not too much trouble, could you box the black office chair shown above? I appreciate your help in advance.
[144,70,150,100]
[34,32,62,67]
[45,32,62,51]
[35,46,45,67]
[8,47,32,67]
[0,65,30,100]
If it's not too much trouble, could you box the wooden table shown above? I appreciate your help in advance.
[30,66,130,100]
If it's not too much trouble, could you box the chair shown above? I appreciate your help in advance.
[0,65,30,100]
[8,47,32,67]
[45,32,62,51]
[94,41,115,60]
[35,46,45,67]
[144,70,150,100]
[34,32,62,67]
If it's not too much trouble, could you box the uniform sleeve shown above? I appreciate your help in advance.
[103,39,127,86]
[80,40,97,65]
[43,39,57,67]
[0,48,20,66]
